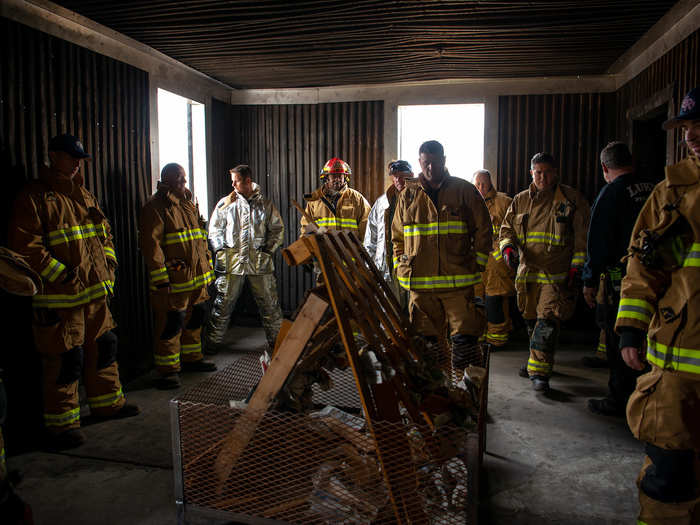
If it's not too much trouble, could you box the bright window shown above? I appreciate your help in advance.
[157,88,209,218]
[398,104,485,181]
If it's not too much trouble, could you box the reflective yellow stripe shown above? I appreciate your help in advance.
[155,354,180,366]
[515,272,567,284]
[33,280,113,309]
[527,359,552,373]
[397,272,481,290]
[683,243,700,267]
[492,224,499,235]
[44,407,80,427]
[316,217,358,230]
[476,251,488,266]
[392,255,400,266]
[491,249,503,261]
[647,339,700,375]
[571,251,585,265]
[87,388,124,409]
[40,257,66,283]
[403,221,468,237]
[617,298,654,325]
[149,267,169,287]
[104,246,117,262]
[181,342,202,355]
[487,333,508,341]
[47,223,107,247]
[597,342,607,353]
[164,228,208,246]
[169,271,214,293]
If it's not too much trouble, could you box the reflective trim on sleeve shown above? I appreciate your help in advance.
[44,407,81,428]
[403,221,468,237]
[515,272,567,284]
[597,341,607,354]
[617,298,655,325]
[47,223,107,247]
[476,251,488,266]
[491,249,503,261]
[164,228,208,246]
[87,388,125,409]
[104,246,117,263]
[571,251,585,265]
[525,231,565,247]
[683,243,700,267]
[316,217,358,230]
[40,257,67,283]
[181,342,202,355]
[397,272,481,290]
[33,280,114,309]
[486,332,508,342]
[149,267,169,289]
[154,354,181,367]
[647,339,700,375]
[169,271,215,294]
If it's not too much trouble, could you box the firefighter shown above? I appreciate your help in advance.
[300,158,371,239]
[500,152,590,392]
[205,165,285,351]
[473,169,515,347]
[583,141,653,417]
[8,134,139,449]
[139,163,217,390]
[615,87,700,524]
[391,140,492,371]
[363,160,414,310]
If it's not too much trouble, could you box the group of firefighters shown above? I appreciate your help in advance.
[0,86,698,523]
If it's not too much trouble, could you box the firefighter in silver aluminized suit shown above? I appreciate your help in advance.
[205,165,285,350]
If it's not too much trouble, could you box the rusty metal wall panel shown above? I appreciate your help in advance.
[0,17,152,377]
[210,100,384,313]
[616,29,699,164]
[497,92,616,203]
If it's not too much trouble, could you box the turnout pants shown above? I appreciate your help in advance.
[207,273,283,349]
[517,281,576,378]
[627,366,700,524]
[32,298,125,433]
[151,286,208,375]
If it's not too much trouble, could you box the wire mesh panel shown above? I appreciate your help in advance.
[174,347,489,525]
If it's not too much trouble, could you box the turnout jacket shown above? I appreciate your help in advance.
[209,183,285,275]
[391,175,492,292]
[482,188,515,296]
[139,182,213,293]
[499,182,590,285]
[364,184,402,282]
[300,185,371,239]
[615,156,700,376]
[9,166,116,309]
[582,173,653,287]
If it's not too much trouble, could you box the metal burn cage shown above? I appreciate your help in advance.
[171,341,489,525]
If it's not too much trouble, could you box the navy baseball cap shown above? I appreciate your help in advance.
[48,134,91,159]
[663,87,700,130]
[389,160,413,174]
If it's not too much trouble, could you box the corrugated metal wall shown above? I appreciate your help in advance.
[616,29,699,164]
[496,92,616,203]
[210,100,384,313]
[0,17,152,377]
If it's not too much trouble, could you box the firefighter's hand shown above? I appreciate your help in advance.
[583,286,597,308]
[502,246,519,270]
[567,267,581,288]
[621,346,645,371]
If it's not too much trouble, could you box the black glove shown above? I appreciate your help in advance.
[57,346,84,385]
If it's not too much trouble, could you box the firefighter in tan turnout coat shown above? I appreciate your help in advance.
[392,140,492,371]
[473,169,515,347]
[499,152,590,392]
[9,134,138,450]
[139,163,217,390]
[615,87,700,525]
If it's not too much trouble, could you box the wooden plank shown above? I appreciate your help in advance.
[281,236,313,266]
[271,319,293,358]
[213,292,328,489]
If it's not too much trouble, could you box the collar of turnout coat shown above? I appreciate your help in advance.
[665,155,700,187]
[38,165,85,195]
[220,182,262,208]
[155,181,193,206]
[305,183,349,201]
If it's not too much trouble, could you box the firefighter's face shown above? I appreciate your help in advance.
[232,171,253,197]
[164,166,187,198]
[49,151,82,179]
[326,172,346,192]
[683,120,700,157]
[419,152,446,184]
[531,163,557,191]
[390,171,411,191]
[474,172,492,197]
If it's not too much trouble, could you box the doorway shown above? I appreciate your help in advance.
[632,106,667,183]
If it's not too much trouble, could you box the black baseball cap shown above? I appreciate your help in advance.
[48,134,91,159]
[389,160,413,174]
[663,87,700,130]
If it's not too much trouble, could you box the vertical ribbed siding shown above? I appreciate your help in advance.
[616,29,699,164]
[0,17,152,376]
[497,93,616,202]
[210,100,384,313]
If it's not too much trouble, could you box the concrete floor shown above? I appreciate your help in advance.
[8,326,643,524]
